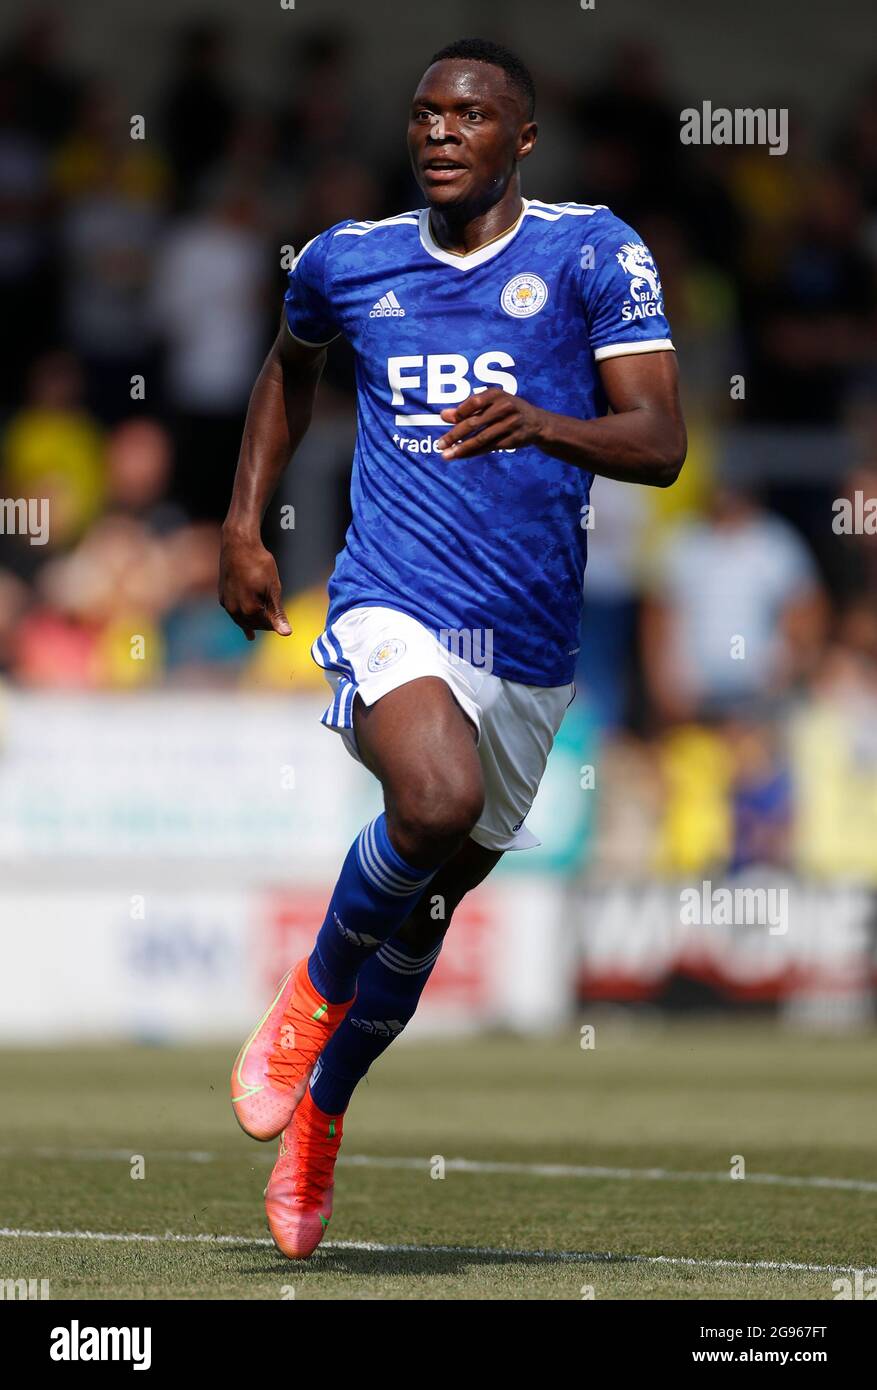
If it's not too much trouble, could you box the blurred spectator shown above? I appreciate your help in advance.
[2,352,105,571]
[578,476,650,730]
[0,11,81,144]
[724,717,793,871]
[566,41,682,226]
[151,184,271,519]
[740,169,877,423]
[729,109,817,285]
[205,110,294,244]
[640,213,740,416]
[589,733,664,879]
[162,523,247,682]
[276,30,359,177]
[792,637,877,882]
[54,83,167,421]
[290,159,384,243]
[645,713,792,879]
[14,515,169,688]
[105,419,186,534]
[0,73,55,409]
[654,724,734,875]
[834,69,877,221]
[642,483,828,722]
[159,22,236,206]
[53,79,168,205]
[826,462,877,604]
[0,568,30,674]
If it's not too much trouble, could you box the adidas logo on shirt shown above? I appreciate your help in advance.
[370,290,405,317]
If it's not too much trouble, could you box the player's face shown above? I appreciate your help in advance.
[408,60,535,210]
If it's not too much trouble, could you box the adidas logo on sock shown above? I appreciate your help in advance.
[333,912,380,948]
[369,290,405,318]
[350,1017,405,1036]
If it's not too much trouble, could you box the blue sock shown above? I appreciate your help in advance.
[307,813,440,1004]
[310,935,443,1114]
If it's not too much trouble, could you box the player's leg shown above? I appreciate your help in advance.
[266,835,501,1259]
[267,666,576,1256]
[351,673,486,864]
[309,835,502,1115]
[303,674,486,998]
[309,669,576,1120]
[232,674,484,1142]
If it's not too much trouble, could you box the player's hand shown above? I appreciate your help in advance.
[436,389,547,459]
[218,531,291,642]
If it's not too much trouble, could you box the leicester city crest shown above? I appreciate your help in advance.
[367,638,406,673]
[500,273,549,318]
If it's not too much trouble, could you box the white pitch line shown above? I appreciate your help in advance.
[0,1227,874,1276]
[341,1155,877,1194]
[23,1147,215,1164]
[3,1147,875,1195]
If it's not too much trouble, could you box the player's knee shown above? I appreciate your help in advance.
[391,775,484,859]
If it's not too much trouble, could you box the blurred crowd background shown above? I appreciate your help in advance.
[1,6,876,886]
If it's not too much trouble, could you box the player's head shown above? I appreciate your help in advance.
[409,38,537,212]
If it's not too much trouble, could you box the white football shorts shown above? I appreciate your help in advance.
[311,605,575,852]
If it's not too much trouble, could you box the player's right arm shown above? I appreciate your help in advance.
[219,321,327,641]
[222,226,343,640]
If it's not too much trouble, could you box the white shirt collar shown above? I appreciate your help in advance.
[418,198,529,271]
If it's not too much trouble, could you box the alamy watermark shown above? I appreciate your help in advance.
[439,627,494,673]
[0,497,50,545]
[680,879,789,935]
[50,1321,152,1370]
[680,102,788,156]
[832,490,877,535]
[1,1276,50,1299]
[832,1270,877,1299]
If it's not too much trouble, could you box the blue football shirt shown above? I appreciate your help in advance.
[284,199,674,686]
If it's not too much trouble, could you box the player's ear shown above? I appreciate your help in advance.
[517,121,537,162]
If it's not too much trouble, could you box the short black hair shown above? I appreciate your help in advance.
[428,38,535,120]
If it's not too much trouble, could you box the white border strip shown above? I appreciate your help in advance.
[594,338,675,360]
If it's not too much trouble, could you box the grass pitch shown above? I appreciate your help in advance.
[1,1020,875,1300]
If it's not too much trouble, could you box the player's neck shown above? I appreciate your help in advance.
[427,191,524,257]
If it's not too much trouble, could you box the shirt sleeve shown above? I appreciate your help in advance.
[581,213,675,362]
[284,230,341,347]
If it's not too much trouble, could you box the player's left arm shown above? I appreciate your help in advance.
[436,348,686,487]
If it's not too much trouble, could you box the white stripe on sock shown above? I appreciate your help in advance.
[357,823,415,897]
[365,821,418,892]
[376,941,442,975]
[363,820,432,895]
[372,820,435,889]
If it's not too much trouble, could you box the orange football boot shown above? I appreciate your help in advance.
[265,1089,344,1259]
[230,958,354,1141]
